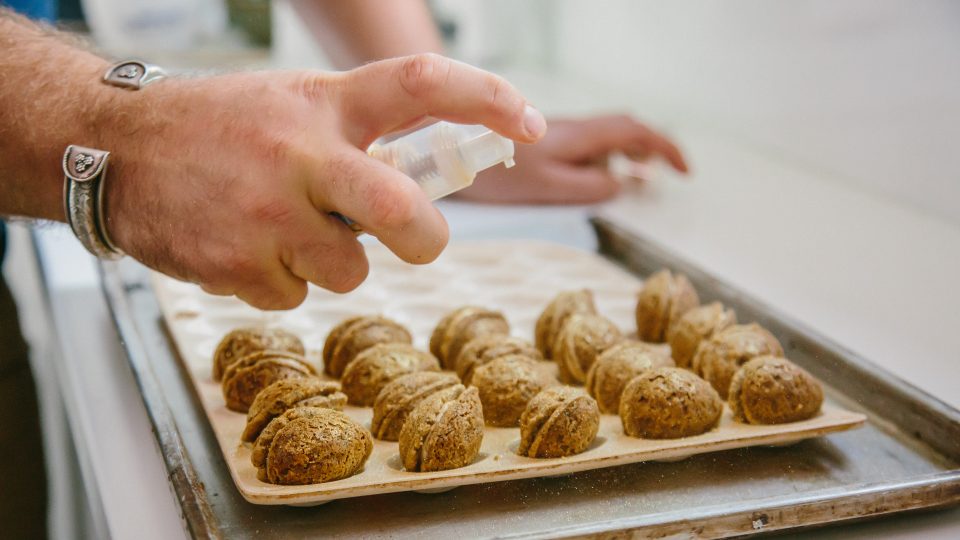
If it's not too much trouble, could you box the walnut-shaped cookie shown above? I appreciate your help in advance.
[212,327,304,382]
[729,356,823,424]
[518,386,600,458]
[221,350,315,413]
[667,302,737,369]
[553,313,622,384]
[585,341,675,414]
[430,306,510,370]
[340,343,440,406]
[398,385,484,472]
[371,371,460,441]
[454,335,542,385]
[251,407,372,485]
[471,355,557,427]
[322,316,412,379]
[693,323,784,399]
[620,367,722,439]
[635,270,699,343]
[242,378,347,442]
[534,289,597,359]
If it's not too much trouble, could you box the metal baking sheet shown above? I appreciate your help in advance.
[98,220,960,538]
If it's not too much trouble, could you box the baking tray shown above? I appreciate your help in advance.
[151,242,864,506]
[97,219,960,538]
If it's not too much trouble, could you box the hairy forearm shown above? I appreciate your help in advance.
[291,0,444,69]
[0,9,115,221]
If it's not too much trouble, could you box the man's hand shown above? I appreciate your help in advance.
[93,54,545,309]
[461,115,688,204]
[0,10,545,310]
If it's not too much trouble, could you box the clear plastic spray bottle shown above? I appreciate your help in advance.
[369,121,516,200]
[334,121,515,231]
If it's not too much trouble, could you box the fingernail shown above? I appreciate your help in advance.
[523,104,547,140]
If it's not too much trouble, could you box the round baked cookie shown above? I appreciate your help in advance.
[585,341,675,414]
[667,302,737,369]
[454,335,542,385]
[430,306,510,370]
[242,378,347,442]
[471,355,557,427]
[635,270,700,343]
[534,289,597,359]
[729,356,823,424]
[322,316,412,379]
[518,386,600,458]
[693,323,784,399]
[221,350,315,413]
[371,371,460,441]
[212,327,304,382]
[251,407,372,484]
[340,343,440,406]
[553,313,622,384]
[398,385,484,472]
[619,367,723,439]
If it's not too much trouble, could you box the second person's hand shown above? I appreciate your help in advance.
[460,115,687,204]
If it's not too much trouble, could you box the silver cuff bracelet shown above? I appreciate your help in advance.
[63,145,123,259]
[103,59,167,90]
[62,60,167,259]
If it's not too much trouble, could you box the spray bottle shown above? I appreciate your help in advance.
[334,121,515,230]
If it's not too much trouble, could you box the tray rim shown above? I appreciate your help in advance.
[231,409,864,505]
[98,262,221,539]
[97,229,960,537]
[506,470,960,539]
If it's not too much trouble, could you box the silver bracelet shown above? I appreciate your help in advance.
[62,60,167,259]
[63,145,121,259]
[103,59,168,90]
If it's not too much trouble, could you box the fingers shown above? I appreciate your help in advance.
[192,240,308,309]
[649,135,688,173]
[534,164,622,204]
[461,162,620,205]
[232,260,308,311]
[306,148,450,265]
[279,209,371,293]
[558,116,689,173]
[330,53,546,147]
[198,202,368,307]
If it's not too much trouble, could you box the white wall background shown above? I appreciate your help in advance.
[551,0,960,225]
[272,0,960,224]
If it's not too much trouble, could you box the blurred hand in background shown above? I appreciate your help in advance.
[293,0,689,205]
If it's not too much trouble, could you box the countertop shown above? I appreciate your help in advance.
[13,124,960,538]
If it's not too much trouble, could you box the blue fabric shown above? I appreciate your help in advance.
[1,0,57,21]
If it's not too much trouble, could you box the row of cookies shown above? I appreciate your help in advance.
[636,269,824,424]
[532,270,824,435]
[326,310,596,461]
[323,314,487,473]
[210,328,368,484]
[534,288,724,439]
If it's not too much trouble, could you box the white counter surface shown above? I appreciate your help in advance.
[14,123,960,538]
